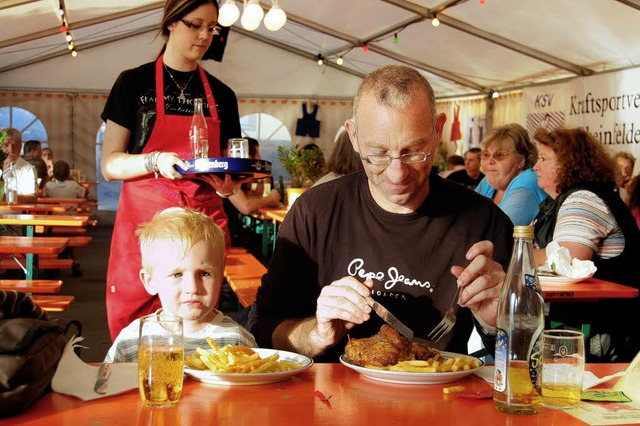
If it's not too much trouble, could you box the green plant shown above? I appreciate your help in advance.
[277,144,326,188]
[0,130,7,167]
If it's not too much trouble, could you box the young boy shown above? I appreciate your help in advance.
[105,207,257,362]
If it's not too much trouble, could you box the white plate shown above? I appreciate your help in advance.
[184,348,313,386]
[538,274,593,286]
[339,351,484,385]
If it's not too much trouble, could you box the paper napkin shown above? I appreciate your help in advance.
[51,337,138,401]
[544,241,597,278]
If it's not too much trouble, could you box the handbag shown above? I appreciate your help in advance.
[0,290,81,417]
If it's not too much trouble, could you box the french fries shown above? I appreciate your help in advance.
[365,354,481,373]
[185,340,303,374]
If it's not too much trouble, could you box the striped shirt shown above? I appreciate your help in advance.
[553,190,624,259]
[104,309,257,363]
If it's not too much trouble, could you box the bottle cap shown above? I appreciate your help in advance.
[513,225,534,239]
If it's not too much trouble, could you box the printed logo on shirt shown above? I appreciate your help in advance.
[347,258,434,292]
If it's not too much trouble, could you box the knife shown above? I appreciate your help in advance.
[94,362,111,394]
[366,297,414,339]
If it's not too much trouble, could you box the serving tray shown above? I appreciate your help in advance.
[175,158,272,179]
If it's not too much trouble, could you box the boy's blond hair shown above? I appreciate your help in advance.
[136,207,225,274]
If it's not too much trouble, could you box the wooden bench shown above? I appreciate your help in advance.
[31,294,75,312]
[224,252,267,308]
[1,256,74,271]
[0,279,62,293]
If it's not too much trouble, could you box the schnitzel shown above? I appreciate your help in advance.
[345,325,439,367]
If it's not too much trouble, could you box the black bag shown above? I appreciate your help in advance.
[0,291,81,418]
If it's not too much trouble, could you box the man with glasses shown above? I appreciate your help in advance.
[248,65,513,362]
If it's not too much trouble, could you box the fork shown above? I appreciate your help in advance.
[427,285,462,342]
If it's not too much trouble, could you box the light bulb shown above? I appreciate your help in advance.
[71,49,78,57]
[242,0,264,25]
[491,91,500,99]
[218,0,240,27]
[264,4,286,31]
[65,33,73,42]
[240,10,261,30]
[67,42,74,50]
[336,56,344,65]
[432,17,440,27]
[317,54,323,66]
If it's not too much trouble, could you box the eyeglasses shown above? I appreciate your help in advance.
[360,150,432,166]
[180,19,220,36]
[481,151,511,162]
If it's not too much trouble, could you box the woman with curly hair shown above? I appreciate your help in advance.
[532,127,640,362]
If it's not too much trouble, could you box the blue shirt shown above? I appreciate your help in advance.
[476,168,548,225]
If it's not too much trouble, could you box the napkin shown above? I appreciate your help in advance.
[473,366,625,391]
[543,241,597,278]
[51,337,138,401]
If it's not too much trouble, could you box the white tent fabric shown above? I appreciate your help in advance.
[1,0,639,188]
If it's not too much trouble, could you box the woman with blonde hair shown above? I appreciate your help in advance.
[475,123,547,225]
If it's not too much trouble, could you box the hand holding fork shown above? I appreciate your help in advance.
[427,285,462,343]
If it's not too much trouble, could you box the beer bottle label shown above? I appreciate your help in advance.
[529,331,542,395]
[494,330,508,392]
[524,273,541,295]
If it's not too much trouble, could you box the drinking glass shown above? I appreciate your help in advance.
[228,138,249,158]
[138,313,184,408]
[541,330,585,409]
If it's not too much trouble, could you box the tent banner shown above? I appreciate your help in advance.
[522,67,640,163]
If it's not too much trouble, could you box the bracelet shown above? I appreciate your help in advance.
[144,151,160,179]
[216,188,238,198]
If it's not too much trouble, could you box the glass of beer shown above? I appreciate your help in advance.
[541,330,585,409]
[138,313,184,408]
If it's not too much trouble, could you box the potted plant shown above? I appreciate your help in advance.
[277,143,325,207]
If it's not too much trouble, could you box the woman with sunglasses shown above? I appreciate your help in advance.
[475,123,547,225]
[100,0,241,340]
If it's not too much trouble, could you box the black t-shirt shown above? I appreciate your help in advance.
[248,172,513,362]
[101,61,241,154]
[447,169,485,190]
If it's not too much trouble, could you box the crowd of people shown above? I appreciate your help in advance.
[5,0,638,370]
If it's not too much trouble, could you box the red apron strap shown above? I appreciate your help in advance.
[155,56,166,116]
[198,64,218,120]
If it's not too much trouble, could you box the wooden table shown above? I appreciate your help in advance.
[0,236,69,279]
[0,279,62,293]
[2,363,629,425]
[36,198,88,205]
[0,214,89,237]
[224,252,267,308]
[258,207,288,260]
[0,203,71,214]
[542,277,639,302]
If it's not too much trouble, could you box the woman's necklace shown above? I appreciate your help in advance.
[164,64,196,101]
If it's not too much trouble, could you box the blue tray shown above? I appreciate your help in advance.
[175,158,272,179]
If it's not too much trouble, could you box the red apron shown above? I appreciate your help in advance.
[106,56,230,340]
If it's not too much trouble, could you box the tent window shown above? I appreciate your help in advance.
[240,113,292,184]
[0,106,48,144]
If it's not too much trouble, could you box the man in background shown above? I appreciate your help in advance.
[1,128,38,203]
[614,151,636,204]
[439,154,465,178]
[22,140,48,190]
[447,147,484,190]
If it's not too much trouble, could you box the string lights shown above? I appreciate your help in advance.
[218,0,287,32]
[57,0,77,57]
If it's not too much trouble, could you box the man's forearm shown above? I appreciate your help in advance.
[272,317,328,359]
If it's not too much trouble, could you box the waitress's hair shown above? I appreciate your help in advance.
[157,0,219,55]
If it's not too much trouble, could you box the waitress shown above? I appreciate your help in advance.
[101,0,241,340]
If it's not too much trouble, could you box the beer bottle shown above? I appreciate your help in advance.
[189,98,208,159]
[277,175,285,201]
[493,225,544,414]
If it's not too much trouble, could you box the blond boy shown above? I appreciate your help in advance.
[105,207,256,362]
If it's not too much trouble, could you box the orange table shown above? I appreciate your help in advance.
[224,252,267,308]
[0,203,71,214]
[0,214,88,236]
[0,279,62,293]
[2,363,628,425]
[36,198,88,205]
[542,277,639,302]
[258,207,289,260]
[0,236,69,279]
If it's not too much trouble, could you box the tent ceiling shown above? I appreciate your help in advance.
[1,0,640,98]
